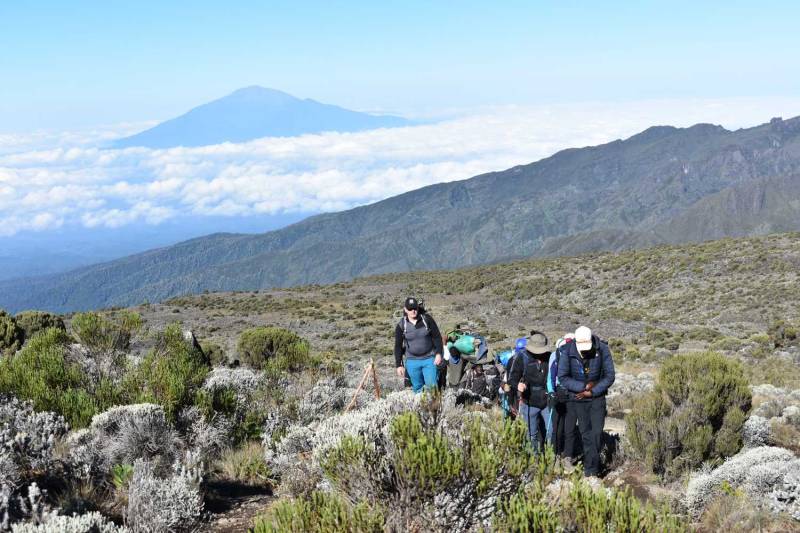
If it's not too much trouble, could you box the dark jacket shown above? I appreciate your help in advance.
[557,335,615,398]
[394,313,443,367]
[507,350,550,405]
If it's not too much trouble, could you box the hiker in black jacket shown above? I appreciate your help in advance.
[507,332,552,452]
[558,326,615,477]
[394,297,443,393]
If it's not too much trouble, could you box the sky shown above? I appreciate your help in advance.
[2,1,799,130]
[1,1,800,276]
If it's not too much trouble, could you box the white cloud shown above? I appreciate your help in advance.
[0,97,799,236]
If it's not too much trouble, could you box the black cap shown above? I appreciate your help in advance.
[404,297,419,310]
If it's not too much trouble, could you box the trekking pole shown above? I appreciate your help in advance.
[369,357,382,400]
[344,362,371,413]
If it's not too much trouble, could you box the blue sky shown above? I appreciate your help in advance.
[2,1,799,131]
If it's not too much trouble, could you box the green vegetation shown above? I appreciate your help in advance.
[214,442,272,487]
[626,352,752,479]
[14,310,66,342]
[129,323,210,420]
[71,310,142,352]
[251,491,384,533]
[236,326,310,374]
[0,310,24,354]
[0,328,119,427]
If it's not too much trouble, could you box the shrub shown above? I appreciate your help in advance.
[69,404,182,478]
[685,446,800,520]
[251,491,384,533]
[0,328,110,428]
[130,324,210,420]
[626,352,752,479]
[0,311,24,355]
[71,311,142,353]
[236,327,309,370]
[10,510,126,532]
[0,395,67,476]
[125,456,204,533]
[199,341,226,366]
[13,311,65,344]
[214,442,271,487]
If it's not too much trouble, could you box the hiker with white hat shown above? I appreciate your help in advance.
[557,326,616,476]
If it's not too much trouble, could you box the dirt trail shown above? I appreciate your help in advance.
[204,481,273,532]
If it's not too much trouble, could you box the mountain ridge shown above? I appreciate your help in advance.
[5,115,800,313]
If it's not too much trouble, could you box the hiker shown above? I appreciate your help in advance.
[547,334,574,455]
[394,297,444,393]
[507,332,552,452]
[558,326,615,477]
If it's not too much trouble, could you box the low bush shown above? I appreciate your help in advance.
[685,446,800,521]
[125,456,204,533]
[236,327,309,371]
[71,311,142,353]
[0,311,24,355]
[214,442,272,487]
[129,324,210,420]
[251,491,384,533]
[0,328,115,428]
[626,352,752,479]
[13,311,65,344]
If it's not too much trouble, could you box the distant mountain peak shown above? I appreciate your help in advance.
[111,87,411,149]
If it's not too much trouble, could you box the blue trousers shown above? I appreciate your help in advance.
[405,357,438,393]
[519,402,552,453]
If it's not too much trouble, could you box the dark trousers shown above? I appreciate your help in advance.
[549,401,569,455]
[564,396,606,476]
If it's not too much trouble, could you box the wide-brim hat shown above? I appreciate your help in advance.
[526,332,549,354]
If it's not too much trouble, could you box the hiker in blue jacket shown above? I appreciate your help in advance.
[558,326,615,476]
[394,297,443,393]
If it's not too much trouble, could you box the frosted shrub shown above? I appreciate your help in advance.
[125,454,204,533]
[770,469,800,520]
[296,378,370,424]
[685,446,800,518]
[309,390,419,460]
[69,404,182,478]
[0,396,67,475]
[203,367,263,402]
[742,415,772,448]
[176,406,231,462]
[11,510,127,532]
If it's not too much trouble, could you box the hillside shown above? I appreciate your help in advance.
[2,232,800,531]
[111,86,411,148]
[4,115,800,313]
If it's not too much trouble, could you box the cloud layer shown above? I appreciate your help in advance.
[2,97,799,237]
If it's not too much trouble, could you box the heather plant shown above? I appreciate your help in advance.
[129,323,210,420]
[251,491,384,533]
[0,311,24,355]
[236,326,309,371]
[0,328,114,428]
[13,312,65,345]
[626,352,752,479]
[71,311,142,353]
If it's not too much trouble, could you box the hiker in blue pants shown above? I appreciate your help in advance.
[394,297,443,393]
[507,332,552,452]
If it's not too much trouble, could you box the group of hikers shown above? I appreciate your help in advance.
[393,296,615,478]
